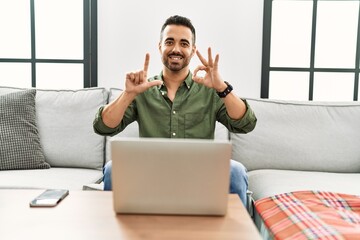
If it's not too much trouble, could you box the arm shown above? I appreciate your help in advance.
[216,83,246,120]
[193,48,246,120]
[101,53,163,128]
[102,92,137,128]
[215,97,257,134]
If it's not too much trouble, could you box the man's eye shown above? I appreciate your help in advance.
[181,42,189,47]
[165,41,173,46]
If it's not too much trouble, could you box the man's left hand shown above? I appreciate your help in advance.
[193,47,227,92]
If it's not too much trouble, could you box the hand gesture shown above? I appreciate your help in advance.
[125,53,163,95]
[193,48,227,92]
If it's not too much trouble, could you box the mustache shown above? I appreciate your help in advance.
[168,52,184,58]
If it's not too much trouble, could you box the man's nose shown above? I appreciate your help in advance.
[171,43,181,53]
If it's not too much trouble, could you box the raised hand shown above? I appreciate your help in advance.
[192,47,227,92]
[125,53,163,95]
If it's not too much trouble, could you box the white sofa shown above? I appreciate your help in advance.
[2,86,360,236]
[231,98,360,236]
[0,86,107,190]
[102,97,360,217]
[0,86,228,190]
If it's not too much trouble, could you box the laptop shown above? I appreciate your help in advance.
[110,137,232,216]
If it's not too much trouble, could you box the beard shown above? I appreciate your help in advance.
[162,53,191,72]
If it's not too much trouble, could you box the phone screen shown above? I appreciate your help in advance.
[30,189,69,207]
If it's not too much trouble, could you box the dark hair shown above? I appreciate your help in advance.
[160,15,196,44]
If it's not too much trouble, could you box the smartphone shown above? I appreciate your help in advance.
[29,189,69,207]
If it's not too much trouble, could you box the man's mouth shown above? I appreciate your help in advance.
[169,55,183,61]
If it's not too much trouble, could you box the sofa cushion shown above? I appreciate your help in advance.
[0,90,50,170]
[36,88,108,169]
[232,99,360,172]
[248,169,360,201]
[0,86,108,170]
[0,167,103,190]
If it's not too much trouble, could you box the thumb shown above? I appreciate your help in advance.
[148,80,163,88]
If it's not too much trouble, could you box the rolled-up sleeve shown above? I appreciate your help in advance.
[93,106,119,136]
[217,99,257,134]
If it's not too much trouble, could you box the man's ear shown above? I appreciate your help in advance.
[158,42,162,53]
[191,45,197,57]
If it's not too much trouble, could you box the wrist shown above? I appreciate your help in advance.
[123,90,137,100]
[215,82,228,92]
[216,81,233,98]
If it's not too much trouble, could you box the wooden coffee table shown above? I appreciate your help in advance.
[0,190,261,240]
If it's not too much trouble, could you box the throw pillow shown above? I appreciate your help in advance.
[0,89,50,170]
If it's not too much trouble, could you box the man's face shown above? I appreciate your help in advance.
[159,25,196,72]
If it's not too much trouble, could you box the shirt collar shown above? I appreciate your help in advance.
[157,71,193,90]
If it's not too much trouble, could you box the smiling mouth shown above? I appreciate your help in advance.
[169,55,183,61]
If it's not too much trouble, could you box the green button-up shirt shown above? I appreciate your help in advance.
[93,72,257,139]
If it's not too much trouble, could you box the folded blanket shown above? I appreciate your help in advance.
[255,191,360,239]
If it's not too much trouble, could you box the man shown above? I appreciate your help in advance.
[93,15,257,206]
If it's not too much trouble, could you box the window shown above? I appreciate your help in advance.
[261,0,360,101]
[0,0,97,89]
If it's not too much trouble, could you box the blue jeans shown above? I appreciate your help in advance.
[103,159,248,207]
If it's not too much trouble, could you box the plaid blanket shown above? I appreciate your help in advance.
[255,191,360,240]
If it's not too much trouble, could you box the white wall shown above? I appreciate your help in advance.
[98,0,263,98]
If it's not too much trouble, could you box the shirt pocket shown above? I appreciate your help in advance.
[184,113,211,139]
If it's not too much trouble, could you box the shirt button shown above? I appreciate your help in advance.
[172,132,176,136]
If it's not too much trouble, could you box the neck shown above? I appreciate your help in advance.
[162,67,189,90]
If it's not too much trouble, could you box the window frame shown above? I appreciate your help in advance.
[0,0,97,88]
[261,0,360,101]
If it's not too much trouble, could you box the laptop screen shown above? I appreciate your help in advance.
[111,137,232,215]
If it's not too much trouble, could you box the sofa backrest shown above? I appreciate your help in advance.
[0,86,107,170]
[231,98,360,173]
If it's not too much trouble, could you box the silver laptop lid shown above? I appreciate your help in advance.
[111,138,231,216]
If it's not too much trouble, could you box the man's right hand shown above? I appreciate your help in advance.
[101,53,162,129]
[125,53,163,96]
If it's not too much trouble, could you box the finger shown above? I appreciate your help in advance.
[208,47,213,67]
[193,65,206,77]
[134,72,140,85]
[147,80,163,88]
[139,70,146,84]
[193,66,200,79]
[192,66,206,82]
[196,50,208,66]
[214,54,219,70]
[126,73,132,82]
[128,72,135,82]
[192,75,205,84]
[192,72,202,83]
[143,53,150,73]
[192,77,201,84]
